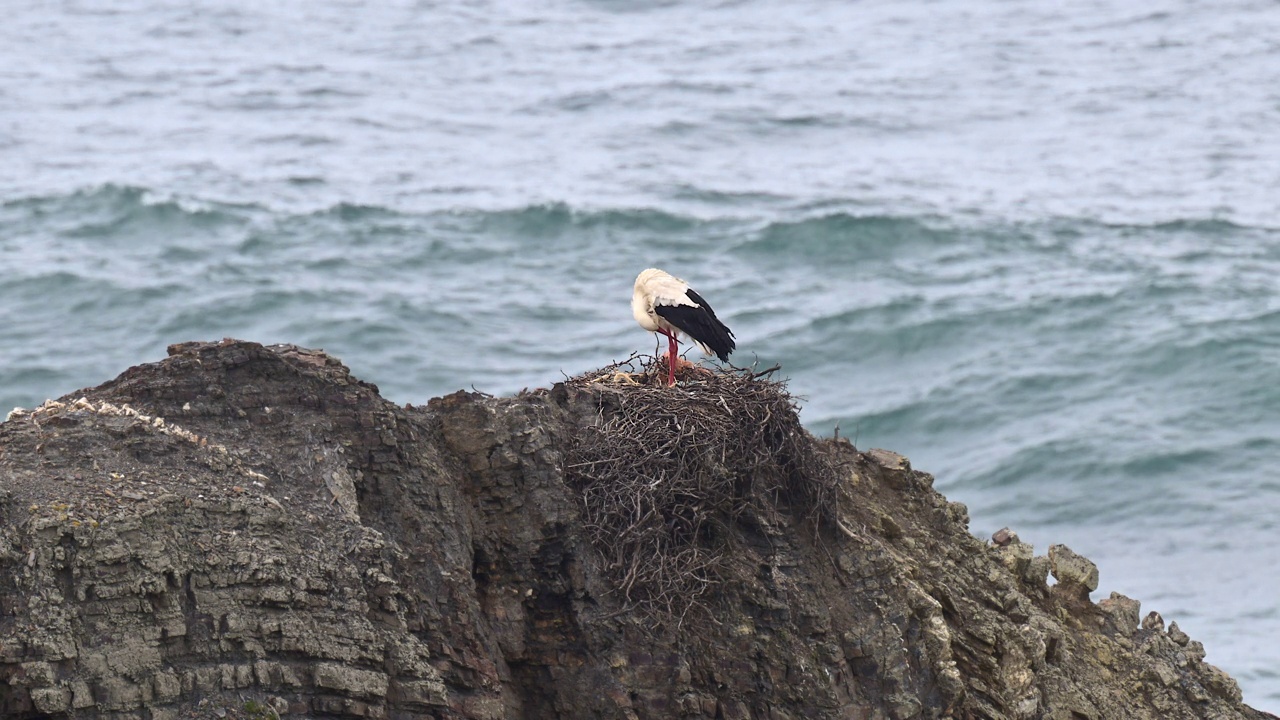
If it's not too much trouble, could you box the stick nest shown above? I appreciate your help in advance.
[565,354,839,628]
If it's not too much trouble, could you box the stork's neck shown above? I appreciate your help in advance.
[632,289,659,332]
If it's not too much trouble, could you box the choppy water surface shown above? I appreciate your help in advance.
[4,0,1280,707]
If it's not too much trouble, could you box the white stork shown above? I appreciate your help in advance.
[631,268,736,385]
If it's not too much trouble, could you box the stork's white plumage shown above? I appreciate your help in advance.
[632,268,736,385]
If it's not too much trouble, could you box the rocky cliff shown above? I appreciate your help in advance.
[0,339,1269,720]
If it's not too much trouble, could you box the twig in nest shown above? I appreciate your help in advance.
[752,364,782,379]
[563,361,839,632]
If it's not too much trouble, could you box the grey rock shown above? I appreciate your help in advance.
[992,527,1018,546]
[1204,663,1245,703]
[1186,640,1208,663]
[995,540,1033,579]
[1151,663,1179,687]
[1169,621,1191,646]
[314,663,390,698]
[31,686,72,714]
[867,448,910,470]
[1026,555,1052,588]
[1048,543,1100,592]
[0,340,1267,720]
[1098,592,1141,637]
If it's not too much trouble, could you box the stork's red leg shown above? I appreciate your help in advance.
[660,330,678,386]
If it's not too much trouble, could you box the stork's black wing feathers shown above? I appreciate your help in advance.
[654,288,736,362]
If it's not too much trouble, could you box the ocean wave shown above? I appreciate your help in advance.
[307,202,403,222]
[1,185,258,242]
[1051,215,1279,238]
[666,184,791,208]
[732,213,954,262]
[458,202,700,236]
[262,201,703,237]
[971,430,1280,524]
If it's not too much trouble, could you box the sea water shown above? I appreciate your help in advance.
[3,0,1279,707]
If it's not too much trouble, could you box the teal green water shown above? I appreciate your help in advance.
[5,0,1280,706]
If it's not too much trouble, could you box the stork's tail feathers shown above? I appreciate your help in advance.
[694,329,735,363]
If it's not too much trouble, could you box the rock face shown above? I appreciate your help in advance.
[0,339,1269,720]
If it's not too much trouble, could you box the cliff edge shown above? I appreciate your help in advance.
[0,339,1268,720]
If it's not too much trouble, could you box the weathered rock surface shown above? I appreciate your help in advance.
[0,339,1270,720]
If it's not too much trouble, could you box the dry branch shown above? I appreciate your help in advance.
[564,355,839,629]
